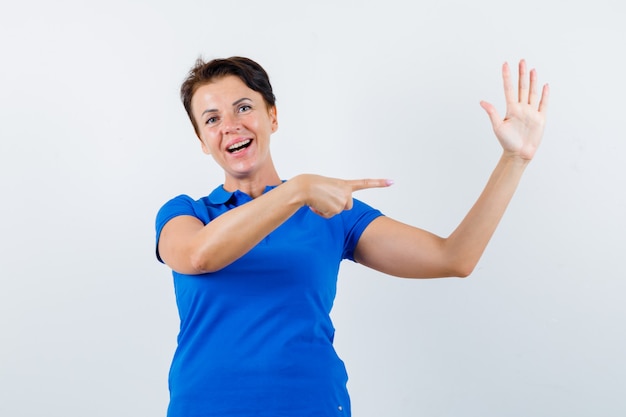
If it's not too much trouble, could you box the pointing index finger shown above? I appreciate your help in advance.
[348,178,394,191]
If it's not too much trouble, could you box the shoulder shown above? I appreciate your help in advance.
[338,198,384,260]
[155,183,237,230]
[155,194,197,233]
[340,198,383,226]
[157,193,200,219]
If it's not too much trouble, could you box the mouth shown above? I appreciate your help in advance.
[227,139,252,154]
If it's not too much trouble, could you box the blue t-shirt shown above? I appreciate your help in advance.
[155,183,383,417]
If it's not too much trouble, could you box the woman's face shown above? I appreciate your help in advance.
[191,75,278,181]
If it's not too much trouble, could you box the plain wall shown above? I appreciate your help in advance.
[1,0,624,416]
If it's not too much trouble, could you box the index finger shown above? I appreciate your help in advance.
[502,61,516,104]
[348,178,394,191]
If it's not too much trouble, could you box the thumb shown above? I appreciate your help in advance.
[480,100,502,129]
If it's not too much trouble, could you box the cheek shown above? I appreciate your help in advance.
[259,116,276,133]
[200,139,211,155]
[198,132,217,155]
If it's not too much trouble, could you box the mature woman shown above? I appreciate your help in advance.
[155,56,549,416]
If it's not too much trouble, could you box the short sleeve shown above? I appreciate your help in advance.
[155,194,208,263]
[341,198,384,261]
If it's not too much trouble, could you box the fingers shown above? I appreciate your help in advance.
[518,59,529,104]
[310,197,354,218]
[502,59,548,111]
[528,68,538,106]
[304,176,391,218]
[538,83,550,113]
[348,178,394,191]
[502,62,515,104]
[519,60,549,112]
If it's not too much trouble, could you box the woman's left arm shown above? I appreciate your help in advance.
[354,59,550,279]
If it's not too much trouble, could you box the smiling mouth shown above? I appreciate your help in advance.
[227,139,252,153]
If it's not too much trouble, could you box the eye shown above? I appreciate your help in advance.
[238,104,252,113]
[205,116,218,125]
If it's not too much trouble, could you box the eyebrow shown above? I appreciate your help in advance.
[201,97,252,117]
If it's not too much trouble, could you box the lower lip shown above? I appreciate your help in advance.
[227,141,253,158]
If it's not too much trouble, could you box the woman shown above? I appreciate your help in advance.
[155,56,549,416]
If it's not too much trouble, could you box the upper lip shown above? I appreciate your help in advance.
[225,137,252,151]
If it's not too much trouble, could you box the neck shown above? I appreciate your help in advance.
[223,165,281,199]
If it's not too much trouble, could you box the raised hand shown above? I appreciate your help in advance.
[480,60,550,161]
[296,174,392,218]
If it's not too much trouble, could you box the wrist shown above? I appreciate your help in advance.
[501,151,532,167]
[286,174,311,208]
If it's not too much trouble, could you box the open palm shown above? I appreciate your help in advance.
[480,60,550,161]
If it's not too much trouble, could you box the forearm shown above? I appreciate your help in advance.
[443,152,529,276]
[188,178,306,273]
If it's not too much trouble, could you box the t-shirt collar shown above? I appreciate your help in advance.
[207,183,282,205]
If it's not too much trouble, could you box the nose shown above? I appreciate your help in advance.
[221,113,241,134]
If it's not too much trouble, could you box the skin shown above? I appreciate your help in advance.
[158,60,549,277]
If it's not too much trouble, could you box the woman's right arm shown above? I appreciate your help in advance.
[158,174,391,274]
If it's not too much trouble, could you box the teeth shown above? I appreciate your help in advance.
[228,139,251,152]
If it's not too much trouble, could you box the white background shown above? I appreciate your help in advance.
[1,1,624,416]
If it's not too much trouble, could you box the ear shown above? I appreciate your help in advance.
[269,106,278,133]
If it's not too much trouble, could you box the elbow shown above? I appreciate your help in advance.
[441,245,479,278]
[188,251,219,274]
[454,268,473,279]
[187,242,239,274]
[447,259,476,279]
[188,246,235,274]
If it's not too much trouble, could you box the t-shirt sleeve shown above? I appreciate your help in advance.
[155,194,207,263]
[341,198,384,261]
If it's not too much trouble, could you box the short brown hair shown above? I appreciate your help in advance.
[180,56,276,136]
